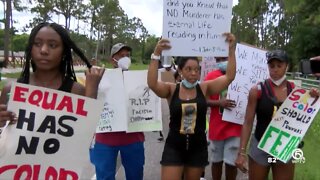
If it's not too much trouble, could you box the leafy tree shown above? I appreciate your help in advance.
[143,35,158,64]
[12,33,28,51]
[26,0,55,29]
[52,0,85,30]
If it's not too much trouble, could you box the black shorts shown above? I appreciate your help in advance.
[160,131,208,167]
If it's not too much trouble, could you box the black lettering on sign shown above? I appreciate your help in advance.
[16,136,39,154]
[43,138,60,154]
[182,2,194,9]
[16,109,35,131]
[216,2,228,9]
[167,9,179,17]
[167,0,179,7]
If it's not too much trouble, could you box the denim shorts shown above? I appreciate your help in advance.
[208,137,240,166]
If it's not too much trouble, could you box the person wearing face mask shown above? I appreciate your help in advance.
[204,57,241,180]
[90,43,145,180]
[235,50,319,180]
[110,43,132,70]
[147,33,237,180]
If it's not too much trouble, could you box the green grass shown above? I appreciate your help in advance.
[129,63,149,70]
[0,80,5,90]
[2,72,21,78]
[294,114,320,179]
[0,63,149,91]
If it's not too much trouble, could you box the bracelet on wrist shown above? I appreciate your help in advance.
[151,53,161,60]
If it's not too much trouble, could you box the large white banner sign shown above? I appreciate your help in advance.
[258,88,320,163]
[162,0,233,57]
[96,69,162,133]
[223,43,269,124]
[0,83,103,179]
[124,70,162,132]
[97,68,128,133]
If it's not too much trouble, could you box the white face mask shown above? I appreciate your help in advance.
[114,57,131,70]
[270,75,286,86]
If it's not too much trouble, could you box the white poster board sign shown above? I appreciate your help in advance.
[124,70,162,132]
[0,83,103,179]
[200,56,217,81]
[258,88,320,163]
[162,0,233,56]
[223,43,269,124]
[96,68,128,133]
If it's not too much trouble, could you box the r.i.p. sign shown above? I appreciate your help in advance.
[258,88,320,163]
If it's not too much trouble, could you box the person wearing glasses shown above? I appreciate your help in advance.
[147,33,236,180]
[235,50,319,179]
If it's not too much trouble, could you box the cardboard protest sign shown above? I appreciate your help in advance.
[0,82,103,179]
[258,88,320,163]
[124,70,162,132]
[200,56,217,81]
[223,43,269,124]
[162,0,233,57]
[96,68,128,132]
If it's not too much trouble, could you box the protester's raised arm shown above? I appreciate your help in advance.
[147,39,172,98]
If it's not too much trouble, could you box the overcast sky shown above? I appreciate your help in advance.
[0,0,238,36]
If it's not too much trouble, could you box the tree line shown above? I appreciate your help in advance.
[1,0,158,66]
[232,0,320,70]
[1,0,320,71]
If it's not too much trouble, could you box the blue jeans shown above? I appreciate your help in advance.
[90,142,145,180]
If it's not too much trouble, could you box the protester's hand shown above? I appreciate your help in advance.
[310,56,320,61]
[309,87,320,97]
[219,98,236,110]
[85,65,105,89]
[0,104,17,127]
[235,153,248,174]
[223,32,236,50]
[154,39,171,56]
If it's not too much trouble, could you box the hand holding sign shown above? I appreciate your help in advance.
[309,87,320,97]
[223,32,236,50]
[0,104,17,127]
[85,65,105,98]
[154,38,172,56]
[219,98,236,111]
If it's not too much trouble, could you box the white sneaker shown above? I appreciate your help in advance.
[200,178,206,180]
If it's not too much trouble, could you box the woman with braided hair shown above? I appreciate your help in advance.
[0,22,104,126]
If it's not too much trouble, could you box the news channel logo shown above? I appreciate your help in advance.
[291,148,305,164]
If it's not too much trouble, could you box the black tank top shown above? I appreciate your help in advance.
[17,76,75,93]
[169,83,207,134]
[166,83,208,151]
[254,79,293,141]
